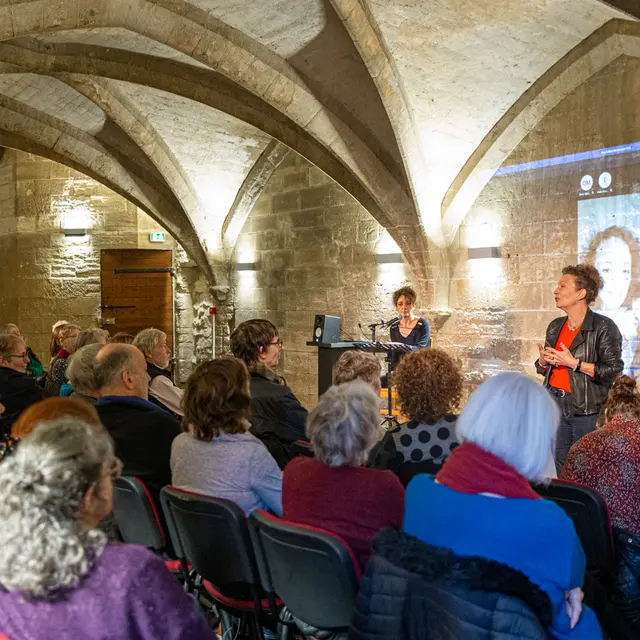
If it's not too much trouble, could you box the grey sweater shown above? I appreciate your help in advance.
[170,428,283,517]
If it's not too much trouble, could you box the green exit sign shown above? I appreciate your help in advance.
[149,232,166,243]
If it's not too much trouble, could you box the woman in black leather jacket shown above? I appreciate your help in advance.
[535,264,622,471]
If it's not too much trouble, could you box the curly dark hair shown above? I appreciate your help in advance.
[230,319,278,366]
[393,348,462,423]
[392,285,417,307]
[182,356,251,440]
[562,264,603,305]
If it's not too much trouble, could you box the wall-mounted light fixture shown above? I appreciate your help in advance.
[63,228,87,237]
[375,253,404,264]
[236,262,258,271]
[468,247,501,260]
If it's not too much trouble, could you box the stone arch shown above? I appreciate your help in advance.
[0,35,428,279]
[222,140,291,250]
[0,0,421,245]
[0,90,214,282]
[441,19,639,245]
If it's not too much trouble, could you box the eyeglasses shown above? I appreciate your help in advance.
[7,353,28,360]
[269,339,284,348]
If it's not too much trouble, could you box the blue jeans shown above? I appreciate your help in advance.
[551,391,598,474]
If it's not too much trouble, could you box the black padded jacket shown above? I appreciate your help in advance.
[350,529,552,640]
[536,308,623,414]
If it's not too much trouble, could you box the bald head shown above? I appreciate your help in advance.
[95,343,149,399]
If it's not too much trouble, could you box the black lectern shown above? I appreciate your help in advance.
[306,341,362,397]
[307,340,416,397]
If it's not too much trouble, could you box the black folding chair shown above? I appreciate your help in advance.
[160,486,279,639]
[111,476,187,581]
[534,479,614,574]
[249,509,362,639]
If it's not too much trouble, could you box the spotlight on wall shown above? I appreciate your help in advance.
[63,228,87,237]
[236,262,258,271]
[375,253,404,264]
[468,247,501,260]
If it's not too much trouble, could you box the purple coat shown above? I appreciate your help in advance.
[0,543,215,640]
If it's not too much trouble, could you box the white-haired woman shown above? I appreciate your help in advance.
[0,418,215,640]
[282,380,404,568]
[403,373,601,638]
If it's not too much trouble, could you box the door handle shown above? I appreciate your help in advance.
[101,304,136,311]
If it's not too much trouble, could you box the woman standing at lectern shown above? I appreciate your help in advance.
[389,286,430,371]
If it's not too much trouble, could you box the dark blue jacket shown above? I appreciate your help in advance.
[350,528,552,640]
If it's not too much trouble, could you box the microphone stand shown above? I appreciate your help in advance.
[365,318,399,429]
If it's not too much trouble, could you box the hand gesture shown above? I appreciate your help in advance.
[537,343,549,367]
[546,343,578,369]
[565,587,583,629]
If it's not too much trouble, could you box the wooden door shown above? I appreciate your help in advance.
[100,250,173,347]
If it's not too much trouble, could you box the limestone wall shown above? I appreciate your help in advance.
[441,55,640,386]
[0,150,206,378]
[234,153,414,410]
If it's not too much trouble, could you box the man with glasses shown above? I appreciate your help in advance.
[230,319,308,468]
[0,333,48,437]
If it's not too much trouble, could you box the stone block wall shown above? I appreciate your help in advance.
[0,149,17,324]
[0,150,204,379]
[234,153,414,409]
[439,55,640,387]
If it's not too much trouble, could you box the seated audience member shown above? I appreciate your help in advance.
[171,357,283,516]
[60,332,108,396]
[230,319,307,468]
[370,348,461,484]
[95,343,181,503]
[0,418,215,640]
[64,343,103,404]
[47,323,80,395]
[0,401,15,462]
[0,333,48,437]
[133,328,183,417]
[334,351,382,392]
[13,396,101,440]
[403,373,602,638]
[75,328,109,351]
[283,381,404,568]
[49,320,69,362]
[111,332,135,344]
[563,375,640,630]
[0,323,44,379]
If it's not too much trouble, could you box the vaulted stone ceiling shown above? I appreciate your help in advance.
[0,0,634,295]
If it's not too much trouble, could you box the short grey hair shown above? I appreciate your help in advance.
[133,328,165,357]
[66,344,103,394]
[456,373,559,482]
[75,328,108,351]
[0,418,114,597]
[0,333,23,359]
[94,346,138,389]
[307,380,383,467]
[0,323,19,335]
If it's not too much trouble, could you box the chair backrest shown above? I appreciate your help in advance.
[249,510,362,630]
[534,479,614,572]
[160,486,261,588]
[112,476,165,550]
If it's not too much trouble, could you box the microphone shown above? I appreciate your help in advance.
[380,316,401,328]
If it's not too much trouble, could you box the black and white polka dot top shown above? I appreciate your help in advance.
[390,415,459,464]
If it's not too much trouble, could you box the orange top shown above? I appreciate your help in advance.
[549,320,581,392]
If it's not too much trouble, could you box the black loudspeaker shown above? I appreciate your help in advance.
[311,315,341,344]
